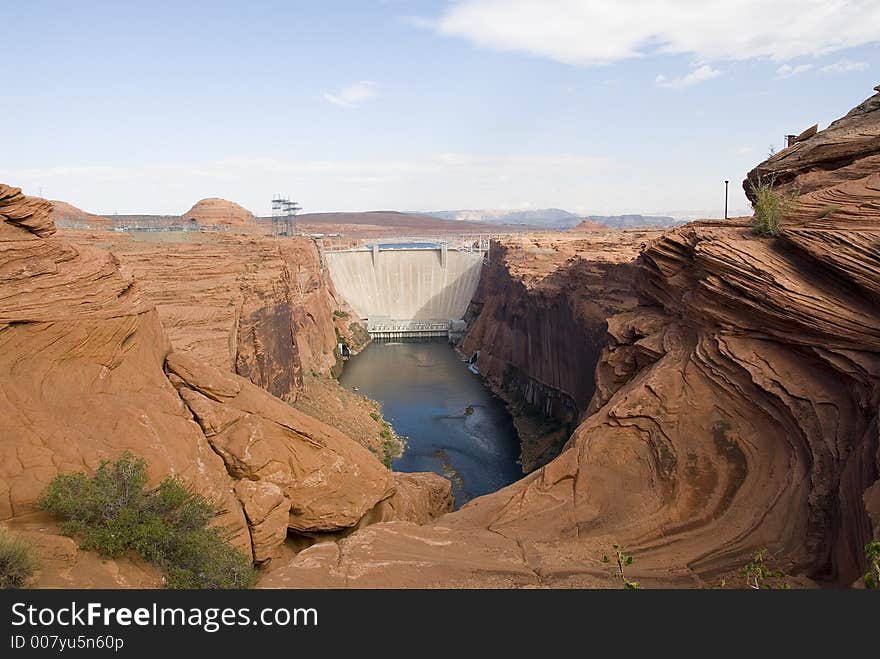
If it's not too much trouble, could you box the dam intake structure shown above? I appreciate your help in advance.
[322,236,496,339]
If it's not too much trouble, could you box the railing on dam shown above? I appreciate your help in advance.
[367,319,468,339]
[320,233,517,266]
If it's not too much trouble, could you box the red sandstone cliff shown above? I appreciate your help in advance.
[460,232,656,470]
[63,231,367,402]
[264,89,880,588]
[0,186,451,583]
[181,197,257,227]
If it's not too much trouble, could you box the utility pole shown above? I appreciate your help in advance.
[724,180,729,219]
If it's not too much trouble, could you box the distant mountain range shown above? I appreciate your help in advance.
[423,208,581,229]
[423,208,692,229]
[584,214,688,229]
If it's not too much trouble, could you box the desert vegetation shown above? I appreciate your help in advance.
[602,544,640,589]
[741,547,790,589]
[749,181,798,237]
[864,540,880,589]
[0,528,38,589]
[40,452,255,589]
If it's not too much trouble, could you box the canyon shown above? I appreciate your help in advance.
[1,88,879,588]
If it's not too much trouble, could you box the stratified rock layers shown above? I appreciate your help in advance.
[460,233,651,470]
[0,185,251,556]
[265,90,880,588]
[1,185,450,576]
[65,232,362,403]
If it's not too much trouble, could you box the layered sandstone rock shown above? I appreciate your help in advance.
[0,185,251,557]
[182,197,257,227]
[1,185,450,576]
[460,231,656,471]
[264,90,880,588]
[62,231,364,403]
[745,90,880,229]
[165,352,394,533]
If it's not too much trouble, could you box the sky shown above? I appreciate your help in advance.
[2,0,879,217]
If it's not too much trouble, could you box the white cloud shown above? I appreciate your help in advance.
[323,81,379,108]
[421,1,880,66]
[820,59,869,73]
[656,65,720,89]
[775,63,813,78]
[734,146,753,155]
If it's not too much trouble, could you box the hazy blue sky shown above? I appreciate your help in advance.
[3,0,879,217]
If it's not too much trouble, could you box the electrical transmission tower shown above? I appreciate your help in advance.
[271,194,301,236]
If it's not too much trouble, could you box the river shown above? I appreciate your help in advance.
[339,338,522,508]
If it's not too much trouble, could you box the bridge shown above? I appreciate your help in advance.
[321,235,497,339]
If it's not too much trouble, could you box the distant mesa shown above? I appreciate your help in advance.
[50,200,110,228]
[182,197,257,227]
[568,219,607,232]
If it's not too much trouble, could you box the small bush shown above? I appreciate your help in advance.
[0,529,38,589]
[369,411,380,422]
[377,423,404,469]
[750,181,797,237]
[864,539,880,589]
[40,453,255,589]
[741,547,790,589]
[332,309,349,319]
[381,438,398,469]
[601,544,640,589]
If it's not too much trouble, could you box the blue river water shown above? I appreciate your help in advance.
[339,338,523,507]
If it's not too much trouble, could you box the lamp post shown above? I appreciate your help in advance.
[724,180,729,220]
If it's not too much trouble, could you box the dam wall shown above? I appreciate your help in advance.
[324,248,483,328]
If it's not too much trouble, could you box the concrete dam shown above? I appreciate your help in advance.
[324,240,486,338]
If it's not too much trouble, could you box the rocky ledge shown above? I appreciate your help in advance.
[263,88,880,588]
[0,186,451,582]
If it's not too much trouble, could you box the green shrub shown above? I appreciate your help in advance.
[0,528,38,589]
[332,309,349,319]
[741,547,790,589]
[864,539,880,589]
[750,181,797,237]
[40,453,255,589]
[381,438,398,469]
[601,544,640,589]
[369,411,380,422]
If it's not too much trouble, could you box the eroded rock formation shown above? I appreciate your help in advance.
[264,89,880,588]
[460,232,655,470]
[0,185,251,557]
[64,231,366,403]
[182,197,257,227]
[1,186,450,578]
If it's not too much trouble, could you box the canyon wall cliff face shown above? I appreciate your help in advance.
[265,90,880,588]
[1,187,450,583]
[65,231,366,403]
[0,185,250,557]
[460,233,653,470]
